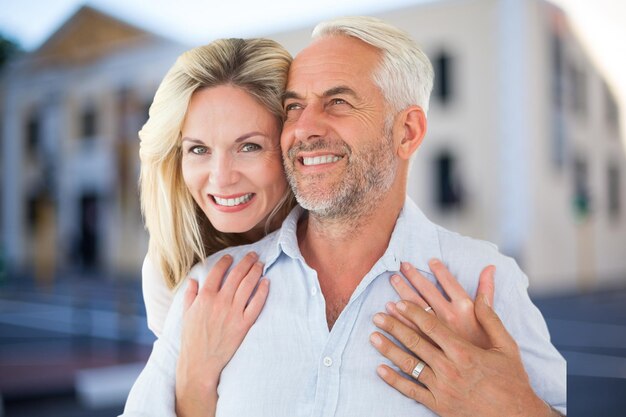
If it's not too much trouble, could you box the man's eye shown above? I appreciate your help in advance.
[241,143,261,152]
[285,103,302,112]
[189,146,209,155]
[330,98,347,105]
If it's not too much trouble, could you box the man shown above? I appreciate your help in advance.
[123,16,566,416]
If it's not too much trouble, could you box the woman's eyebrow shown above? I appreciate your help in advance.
[235,131,265,143]
[181,137,204,144]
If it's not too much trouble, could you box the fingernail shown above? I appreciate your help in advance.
[396,301,407,311]
[370,333,382,346]
[429,258,440,266]
[400,262,409,272]
[391,275,401,284]
[373,313,385,325]
[385,302,395,312]
[377,365,389,377]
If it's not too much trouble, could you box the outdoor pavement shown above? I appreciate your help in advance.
[0,274,625,416]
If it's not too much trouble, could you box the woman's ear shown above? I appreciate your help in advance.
[397,106,427,160]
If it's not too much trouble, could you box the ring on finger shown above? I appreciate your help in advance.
[424,306,433,313]
[411,361,426,380]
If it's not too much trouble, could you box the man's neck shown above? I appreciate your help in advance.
[297,184,405,329]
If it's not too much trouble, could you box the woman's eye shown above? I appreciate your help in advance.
[189,146,209,155]
[241,143,261,152]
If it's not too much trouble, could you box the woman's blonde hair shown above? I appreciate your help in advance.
[139,38,296,289]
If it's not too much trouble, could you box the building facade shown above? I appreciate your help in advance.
[1,6,186,281]
[2,0,625,293]
[266,0,626,293]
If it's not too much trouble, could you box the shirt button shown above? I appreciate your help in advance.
[323,356,333,367]
[311,286,317,296]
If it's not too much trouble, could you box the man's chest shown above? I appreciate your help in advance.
[214,268,435,417]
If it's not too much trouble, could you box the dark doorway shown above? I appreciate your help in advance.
[79,193,99,268]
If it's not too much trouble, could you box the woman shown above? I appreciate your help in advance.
[138,37,494,416]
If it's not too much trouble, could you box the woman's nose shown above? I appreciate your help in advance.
[209,152,240,188]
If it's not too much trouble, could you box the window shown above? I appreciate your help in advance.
[434,150,463,211]
[604,83,619,128]
[573,157,591,219]
[567,63,587,116]
[550,33,564,109]
[608,164,620,218]
[26,110,40,150]
[433,51,454,105]
[81,105,97,138]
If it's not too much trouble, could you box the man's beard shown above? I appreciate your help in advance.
[284,121,398,220]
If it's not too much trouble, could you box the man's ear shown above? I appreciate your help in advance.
[397,106,427,160]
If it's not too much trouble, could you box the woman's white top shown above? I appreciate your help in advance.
[141,254,174,338]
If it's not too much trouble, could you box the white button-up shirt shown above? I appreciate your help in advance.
[121,197,566,416]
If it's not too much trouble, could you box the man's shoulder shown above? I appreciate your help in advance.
[431,223,527,288]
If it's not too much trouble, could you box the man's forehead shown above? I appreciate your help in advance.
[287,35,380,92]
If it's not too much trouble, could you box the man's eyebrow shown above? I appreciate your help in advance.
[283,86,360,102]
[322,86,359,99]
[283,90,302,102]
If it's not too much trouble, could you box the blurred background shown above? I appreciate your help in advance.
[1,0,625,415]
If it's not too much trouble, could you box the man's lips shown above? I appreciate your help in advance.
[299,154,344,166]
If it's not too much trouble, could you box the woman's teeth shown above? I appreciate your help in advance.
[214,193,253,207]
[302,155,342,166]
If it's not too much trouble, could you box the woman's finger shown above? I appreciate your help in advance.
[476,265,496,308]
[218,252,258,301]
[373,312,444,367]
[394,301,470,359]
[203,254,234,293]
[243,278,270,323]
[376,365,436,410]
[385,301,419,331]
[232,261,264,310]
[400,262,448,314]
[390,274,429,308]
[475,294,517,353]
[370,331,435,388]
[427,259,468,301]
[183,279,199,314]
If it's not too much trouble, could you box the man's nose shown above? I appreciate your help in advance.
[292,104,328,143]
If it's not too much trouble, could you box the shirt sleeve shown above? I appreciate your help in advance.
[119,273,189,417]
[142,253,174,338]
[495,258,567,415]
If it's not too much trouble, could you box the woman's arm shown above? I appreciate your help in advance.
[175,252,269,417]
[141,254,174,338]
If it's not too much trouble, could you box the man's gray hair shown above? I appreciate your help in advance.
[312,16,434,115]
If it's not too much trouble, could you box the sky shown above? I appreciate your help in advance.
[0,0,625,144]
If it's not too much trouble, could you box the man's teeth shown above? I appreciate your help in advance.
[214,193,253,207]
[302,155,342,166]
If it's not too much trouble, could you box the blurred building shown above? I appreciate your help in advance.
[257,0,626,294]
[1,0,625,293]
[0,6,186,280]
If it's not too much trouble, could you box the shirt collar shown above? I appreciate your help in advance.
[385,197,442,275]
[260,197,441,276]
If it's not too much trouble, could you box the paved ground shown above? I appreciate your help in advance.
[1,275,625,416]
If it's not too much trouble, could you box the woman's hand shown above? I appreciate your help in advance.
[175,252,269,417]
[370,298,553,417]
[386,259,494,349]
